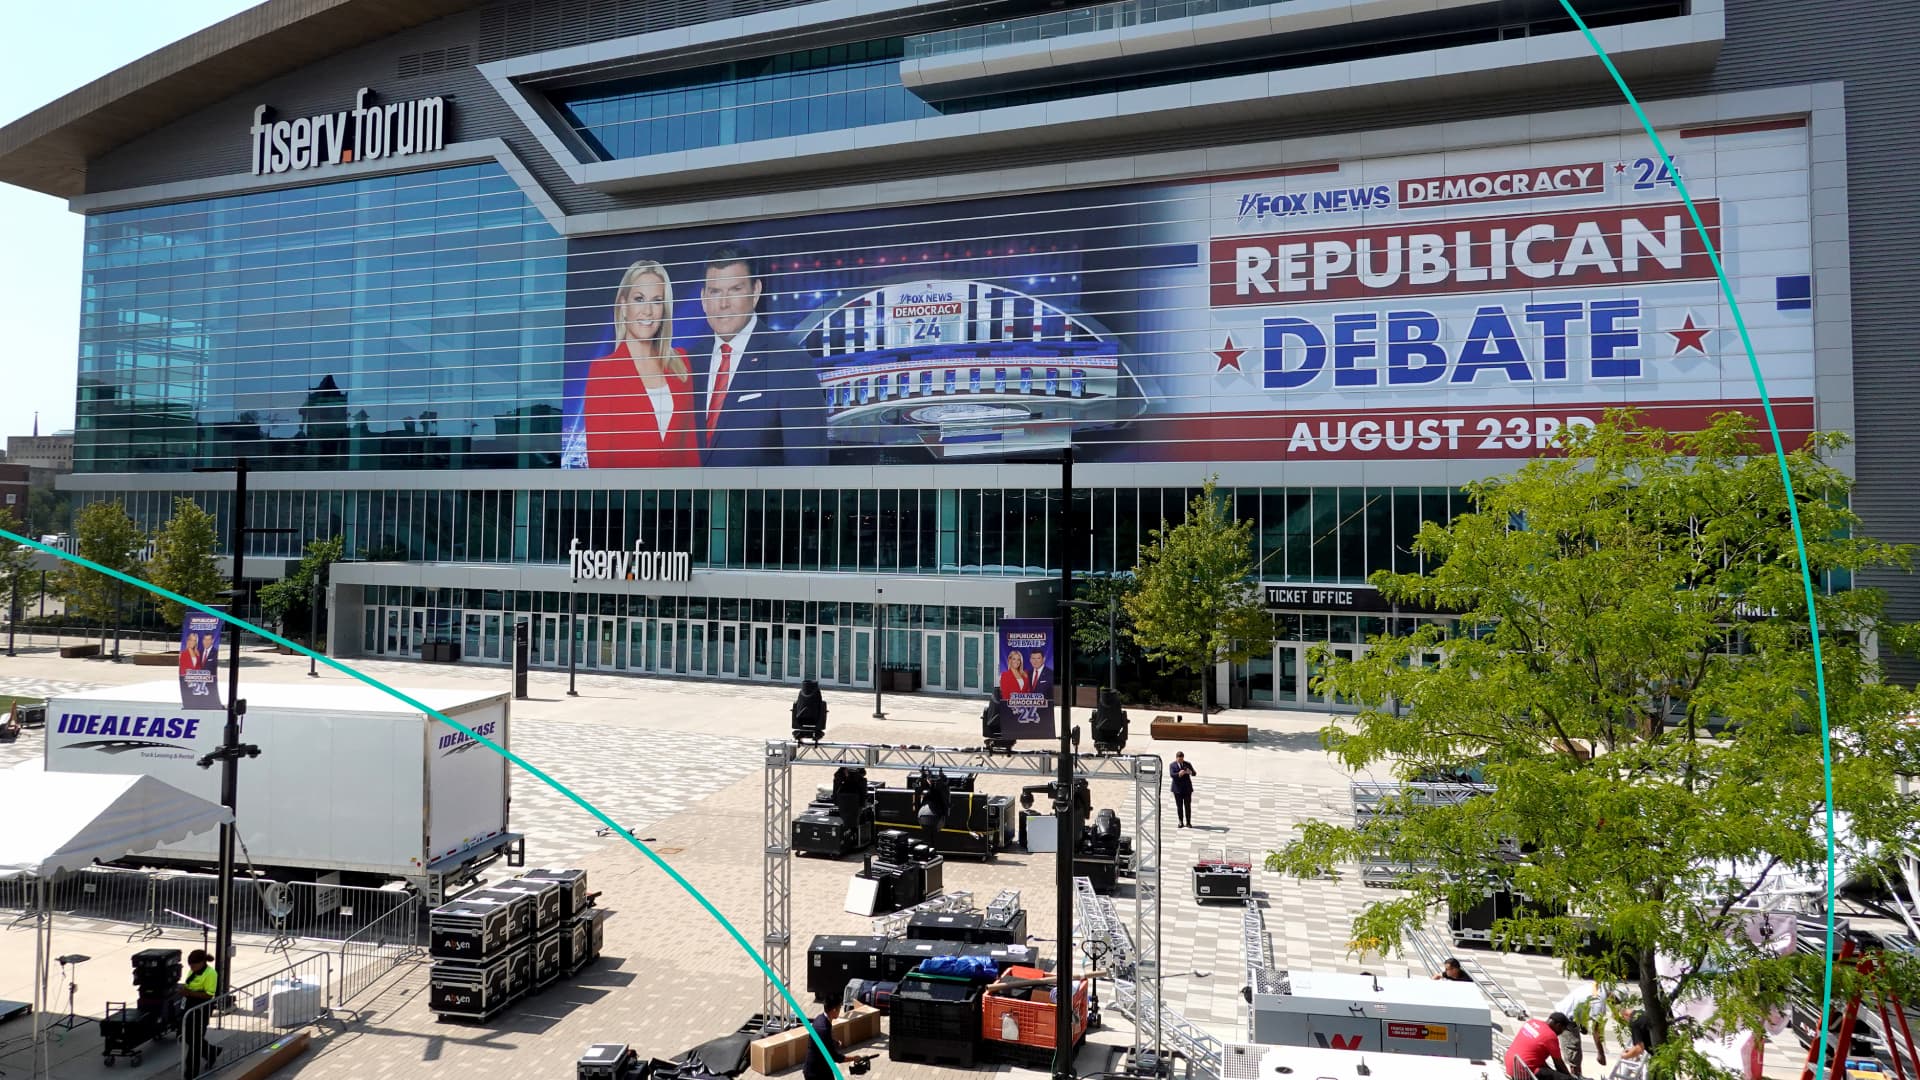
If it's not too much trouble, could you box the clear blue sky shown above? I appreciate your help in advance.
[0,1,258,442]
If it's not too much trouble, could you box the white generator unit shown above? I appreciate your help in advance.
[1248,970,1494,1059]
[1240,1042,1500,1080]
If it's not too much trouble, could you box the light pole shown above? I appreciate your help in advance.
[567,537,580,697]
[307,564,322,677]
[1053,446,1076,1080]
[191,459,273,1001]
[872,586,885,719]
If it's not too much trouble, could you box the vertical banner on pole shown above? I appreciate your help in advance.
[997,618,1057,739]
[178,612,225,711]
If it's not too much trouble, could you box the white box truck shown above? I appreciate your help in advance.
[43,680,518,902]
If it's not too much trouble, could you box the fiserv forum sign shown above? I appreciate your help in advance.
[251,88,447,176]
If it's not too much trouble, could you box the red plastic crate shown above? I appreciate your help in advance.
[981,966,1090,1049]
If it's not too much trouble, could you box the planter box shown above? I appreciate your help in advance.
[59,644,100,659]
[1074,685,1100,708]
[1148,715,1248,743]
[883,669,920,692]
[132,652,177,667]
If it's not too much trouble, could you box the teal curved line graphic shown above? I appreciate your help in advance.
[0,526,848,1080]
[1554,0,1839,1070]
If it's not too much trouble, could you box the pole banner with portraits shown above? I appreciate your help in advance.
[178,612,224,711]
[996,618,1057,740]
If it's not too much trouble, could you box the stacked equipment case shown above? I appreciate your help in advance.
[431,866,602,1021]
[793,767,879,857]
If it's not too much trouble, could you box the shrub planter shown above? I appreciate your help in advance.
[1148,714,1248,743]
[59,644,101,659]
[132,652,177,667]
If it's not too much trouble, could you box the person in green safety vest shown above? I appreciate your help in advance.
[180,949,222,1076]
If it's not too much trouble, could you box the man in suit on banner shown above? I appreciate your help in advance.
[693,244,828,468]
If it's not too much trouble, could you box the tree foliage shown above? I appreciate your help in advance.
[1124,478,1272,718]
[55,501,147,624]
[259,535,345,643]
[1071,573,1140,685]
[0,507,35,622]
[1265,412,1920,1074]
[148,498,227,628]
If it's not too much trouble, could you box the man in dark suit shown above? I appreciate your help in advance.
[1026,648,1054,701]
[693,244,828,467]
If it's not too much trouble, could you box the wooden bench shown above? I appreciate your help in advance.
[1148,714,1249,743]
[132,651,177,667]
[58,644,100,659]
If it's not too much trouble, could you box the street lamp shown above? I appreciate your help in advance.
[307,565,322,678]
[567,536,581,698]
[872,586,885,719]
[1062,597,1120,694]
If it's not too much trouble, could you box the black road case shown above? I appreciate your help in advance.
[467,887,537,944]
[533,929,565,987]
[1193,860,1251,903]
[493,877,563,933]
[523,867,591,919]
[430,955,513,1019]
[430,898,514,962]
[808,934,888,1000]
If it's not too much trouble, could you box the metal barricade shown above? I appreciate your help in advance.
[178,952,332,1079]
[4,865,420,947]
[337,894,422,1005]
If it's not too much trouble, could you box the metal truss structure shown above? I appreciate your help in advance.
[764,739,1163,1063]
[870,891,974,937]
[1404,925,1528,1020]
[1076,877,1199,1074]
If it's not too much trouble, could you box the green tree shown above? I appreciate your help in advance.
[27,485,70,538]
[0,507,36,655]
[259,535,345,645]
[147,498,227,628]
[55,501,147,625]
[1123,478,1272,719]
[1266,412,1920,1074]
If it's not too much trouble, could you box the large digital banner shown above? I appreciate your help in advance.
[996,618,1057,740]
[560,119,1816,468]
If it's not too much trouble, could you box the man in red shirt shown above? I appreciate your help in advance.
[1505,1013,1575,1080]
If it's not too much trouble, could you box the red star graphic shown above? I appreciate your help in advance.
[1614,161,1627,174]
[1216,335,1245,372]
[1668,312,1712,355]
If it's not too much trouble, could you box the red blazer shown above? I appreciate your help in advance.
[583,344,700,468]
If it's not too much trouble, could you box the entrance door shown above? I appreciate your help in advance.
[818,629,836,683]
[851,629,872,688]
[721,624,740,679]
[784,627,804,682]
[1304,643,1360,708]
[537,614,562,667]
[409,610,426,658]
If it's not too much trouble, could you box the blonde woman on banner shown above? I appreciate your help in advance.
[579,258,699,468]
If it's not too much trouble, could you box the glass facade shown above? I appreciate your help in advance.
[78,163,565,474]
[82,483,1469,583]
[554,38,933,159]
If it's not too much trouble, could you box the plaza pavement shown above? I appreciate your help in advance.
[0,642,1808,1078]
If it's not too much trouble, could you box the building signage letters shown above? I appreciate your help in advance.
[569,538,692,584]
[251,88,447,176]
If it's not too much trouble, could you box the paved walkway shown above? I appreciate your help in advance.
[0,647,1808,1078]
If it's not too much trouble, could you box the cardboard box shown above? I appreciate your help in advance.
[750,1026,811,1075]
[833,1004,881,1045]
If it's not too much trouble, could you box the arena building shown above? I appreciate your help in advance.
[1,0,1908,705]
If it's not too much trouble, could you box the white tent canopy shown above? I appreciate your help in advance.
[1,770,230,1078]
[0,770,231,880]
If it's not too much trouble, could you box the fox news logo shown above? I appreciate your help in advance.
[1237,185,1393,222]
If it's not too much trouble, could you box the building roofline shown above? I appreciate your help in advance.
[0,0,475,199]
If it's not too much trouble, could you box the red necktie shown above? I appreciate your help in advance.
[709,342,734,441]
